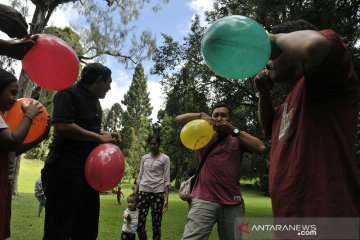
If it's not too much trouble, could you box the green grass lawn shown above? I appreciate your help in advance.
[9,158,272,239]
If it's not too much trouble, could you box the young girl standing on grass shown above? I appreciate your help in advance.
[121,194,139,240]
[0,69,43,239]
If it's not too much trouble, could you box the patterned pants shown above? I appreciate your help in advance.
[121,231,135,240]
[137,191,164,240]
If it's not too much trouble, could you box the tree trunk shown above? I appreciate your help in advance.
[18,69,34,98]
[8,154,22,195]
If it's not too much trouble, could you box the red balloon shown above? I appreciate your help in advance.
[85,143,125,192]
[3,98,48,144]
[22,34,80,90]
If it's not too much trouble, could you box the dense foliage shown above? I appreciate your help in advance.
[120,64,153,179]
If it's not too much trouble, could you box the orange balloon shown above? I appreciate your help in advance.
[4,98,48,144]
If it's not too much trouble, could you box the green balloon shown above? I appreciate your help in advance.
[201,15,271,79]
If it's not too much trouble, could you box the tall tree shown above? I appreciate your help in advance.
[121,63,152,177]
[103,103,123,132]
[122,64,152,124]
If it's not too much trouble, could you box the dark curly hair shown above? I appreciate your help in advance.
[147,134,161,144]
[271,19,318,34]
[79,63,111,85]
[0,69,17,93]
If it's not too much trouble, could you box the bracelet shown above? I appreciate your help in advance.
[23,114,33,121]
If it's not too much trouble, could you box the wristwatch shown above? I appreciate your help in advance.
[232,128,240,137]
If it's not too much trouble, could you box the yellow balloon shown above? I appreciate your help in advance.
[180,119,214,150]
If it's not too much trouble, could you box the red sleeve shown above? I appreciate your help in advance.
[304,29,356,90]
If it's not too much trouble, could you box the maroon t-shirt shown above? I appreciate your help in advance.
[192,132,244,205]
[270,30,360,217]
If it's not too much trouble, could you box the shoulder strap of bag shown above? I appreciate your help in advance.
[190,133,227,189]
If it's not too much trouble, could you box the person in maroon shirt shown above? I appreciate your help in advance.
[176,103,266,240]
[254,19,360,220]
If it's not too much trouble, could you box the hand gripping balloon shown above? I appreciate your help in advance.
[22,34,80,90]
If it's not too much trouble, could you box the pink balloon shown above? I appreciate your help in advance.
[22,34,80,90]
[85,143,125,192]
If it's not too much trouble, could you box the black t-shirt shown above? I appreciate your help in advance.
[46,83,102,169]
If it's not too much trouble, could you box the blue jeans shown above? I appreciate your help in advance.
[182,198,245,240]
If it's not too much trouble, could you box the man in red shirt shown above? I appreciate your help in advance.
[176,103,266,240]
[254,19,360,218]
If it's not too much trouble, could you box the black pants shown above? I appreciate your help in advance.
[42,162,99,240]
[137,191,164,240]
[121,231,136,240]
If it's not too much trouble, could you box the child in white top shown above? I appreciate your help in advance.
[121,194,138,240]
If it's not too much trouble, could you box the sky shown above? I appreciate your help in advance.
[0,0,214,122]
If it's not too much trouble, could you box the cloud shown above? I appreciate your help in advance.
[188,0,214,24]
[181,0,214,35]
[188,0,214,14]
